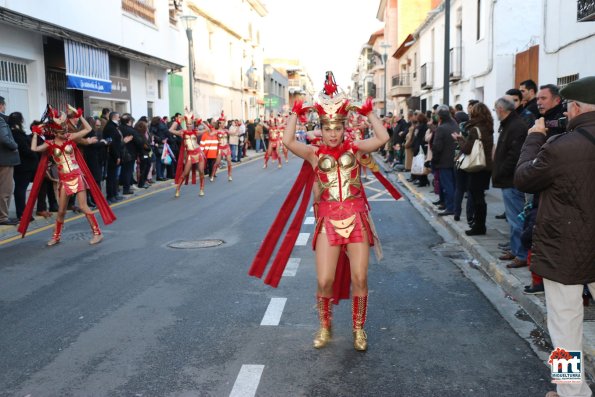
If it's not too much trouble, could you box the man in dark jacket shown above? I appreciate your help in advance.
[537,84,566,138]
[102,112,123,203]
[519,79,540,120]
[432,105,459,215]
[492,97,528,268]
[0,96,20,225]
[514,76,595,397]
[119,114,140,195]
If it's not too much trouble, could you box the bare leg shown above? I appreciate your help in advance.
[211,154,221,181]
[226,154,232,181]
[198,159,205,196]
[77,190,103,245]
[48,187,69,246]
[313,234,341,348]
[175,160,192,197]
[347,234,370,351]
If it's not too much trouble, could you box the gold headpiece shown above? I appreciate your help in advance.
[313,71,350,128]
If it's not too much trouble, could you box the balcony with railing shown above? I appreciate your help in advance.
[390,73,412,97]
[421,62,433,90]
[449,47,462,81]
[122,0,156,24]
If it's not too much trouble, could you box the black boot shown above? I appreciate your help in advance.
[465,203,486,235]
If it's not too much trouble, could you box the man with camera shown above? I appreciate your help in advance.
[537,84,567,138]
[515,76,595,397]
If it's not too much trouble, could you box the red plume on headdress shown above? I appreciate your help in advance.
[323,71,338,97]
[313,103,327,116]
[218,111,225,122]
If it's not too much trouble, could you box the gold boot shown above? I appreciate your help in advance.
[352,295,368,351]
[199,189,205,196]
[86,214,103,245]
[228,175,232,182]
[175,187,181,198]
[353,329,367,351]
[47,220,64,246]
[313,296,332,349]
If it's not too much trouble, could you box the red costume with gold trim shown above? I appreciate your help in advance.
[18,109,116,243]
[174,125,206,193]
[249,71,402,351]
[263,125,281,168]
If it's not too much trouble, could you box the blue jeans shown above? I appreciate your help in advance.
[255,139,262,152]
[439,167,456,212]
[502,187,528,261]
[230,144,238,161]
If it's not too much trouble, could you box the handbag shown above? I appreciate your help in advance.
[456,127,486,172]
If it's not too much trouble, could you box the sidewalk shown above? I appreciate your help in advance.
[376,156,595,380]
[0,149,265,245]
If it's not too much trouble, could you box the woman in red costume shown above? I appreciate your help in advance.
[211,112,232,182]
[169,111,207,197]
[285,73,388,351]
[18,106,116,245]
[263,123,282,169]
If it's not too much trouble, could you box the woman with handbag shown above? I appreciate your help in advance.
[451,103,494,235]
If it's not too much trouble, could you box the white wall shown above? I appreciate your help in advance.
[540,0,595,84]
[128,61,170,118]
[3,0,185,67]
[0,24,46,123]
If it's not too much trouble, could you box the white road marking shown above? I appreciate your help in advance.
[283,258,301,277]
[229,364,265,397]
[295,232,310,246]
[309,206,313,212]
[304,217,315,225]
[260,297,287,326]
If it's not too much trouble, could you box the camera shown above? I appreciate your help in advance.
[545,117,568,130]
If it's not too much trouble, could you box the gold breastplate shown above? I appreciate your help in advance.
[184,134,199,150]
[219,133,228,146]
[52,144,79,174]
[317,151,360,202]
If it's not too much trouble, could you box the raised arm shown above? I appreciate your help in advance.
[353,98,389,154]
[30,128,48,153]
[283,102,316,166]
[69,116,92,141]
[169,120,183,136]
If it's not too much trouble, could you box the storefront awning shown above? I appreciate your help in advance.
[65,40,112,93]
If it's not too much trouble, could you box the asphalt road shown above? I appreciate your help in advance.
[0,156,552,396]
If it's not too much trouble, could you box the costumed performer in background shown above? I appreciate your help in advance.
[18,106,116,245]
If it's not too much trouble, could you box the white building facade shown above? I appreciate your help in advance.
[183,0,267,121]
[0,0,186,122]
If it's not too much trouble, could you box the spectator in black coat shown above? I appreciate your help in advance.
[102,112,123,203]
[9,112,37,220]
[432,105,459,216]
[119,113,140,195]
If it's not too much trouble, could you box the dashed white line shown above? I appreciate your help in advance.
[304,216,315,225]
[229,364,265,397]
[260,297,287,326]
[282,258,301,277]
[295,232,310,246]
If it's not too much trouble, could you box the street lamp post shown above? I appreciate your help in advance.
[380,42,391,116]
[443,0,451,105]
[181,15,198,111]
[264,65,273,121]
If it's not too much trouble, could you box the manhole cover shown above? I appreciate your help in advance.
[167,239,225,249]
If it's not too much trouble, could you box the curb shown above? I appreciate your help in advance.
[374,155,595,381]
[0,152,266,246]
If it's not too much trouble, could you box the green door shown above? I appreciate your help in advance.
[168,73,184,117]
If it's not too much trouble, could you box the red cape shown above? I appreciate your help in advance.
[18,143,116,237]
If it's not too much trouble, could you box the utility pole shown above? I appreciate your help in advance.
[443,0,451,105]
